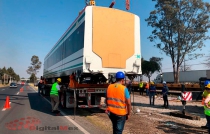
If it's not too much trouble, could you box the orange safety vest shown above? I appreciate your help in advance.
[69,74,78,88]
[145,83,149,89]
[106,83,127,115]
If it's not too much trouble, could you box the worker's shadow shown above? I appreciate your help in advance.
[28,92,103,117]
[28,93,64,116]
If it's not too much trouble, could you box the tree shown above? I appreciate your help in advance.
[15,75,20,82]
[142,58,161,82]
[0,68,2,80]
[179,60,191,71]
[29,73,37,83]
[1,67,9,84]
[26,55,42,82]
[150,57,163,72]
[203,54,210,68]
[146,0,210,83]
[7,67,16,80]
[2,67,8,74]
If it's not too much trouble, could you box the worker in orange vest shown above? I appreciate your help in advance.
[106,71,131,134]
[145,81,149,96]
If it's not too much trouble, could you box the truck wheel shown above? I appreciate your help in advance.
[43,89,46,95]
[62,92,67,108]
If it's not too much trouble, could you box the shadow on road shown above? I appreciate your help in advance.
[28,93,101,117]
[28,93,59,116]
[0,94,28,102]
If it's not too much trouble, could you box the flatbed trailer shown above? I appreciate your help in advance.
[131,83,202,92]
[42,74,139,108]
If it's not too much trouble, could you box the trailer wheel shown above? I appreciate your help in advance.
[62,92,67,108]
[43,89,46,95]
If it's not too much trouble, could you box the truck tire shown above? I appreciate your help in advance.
[43,89,46,96]
[60,92,67,108]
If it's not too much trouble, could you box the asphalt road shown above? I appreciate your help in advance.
[0,85,22,109]
[0,84,86,134]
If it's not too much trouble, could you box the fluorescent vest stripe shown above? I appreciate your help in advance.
[107,83,127,115]
[50,82,59,96]
[204,106,210,116]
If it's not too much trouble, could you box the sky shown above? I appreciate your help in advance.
[0,0,210,80]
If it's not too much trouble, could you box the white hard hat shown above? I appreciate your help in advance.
[145,81,148,83]
[163,81,166,84]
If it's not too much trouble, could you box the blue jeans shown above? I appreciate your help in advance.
[109,112,126,134]
[149,94,155,105]
[163,95,169,108]
[146,89,149,96]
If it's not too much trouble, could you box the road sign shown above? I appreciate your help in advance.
[181,92,192,101]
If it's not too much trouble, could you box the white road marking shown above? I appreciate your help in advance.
[2,102,11,111]
[16,92,19,95]
[30,86,90,134]
[2,89,5,91]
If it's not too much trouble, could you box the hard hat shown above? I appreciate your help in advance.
[145,81,148,83]
[116,71,125,79]
[163,81,166,84]
[204,80,210,86]
[150,82,154,85]
[57,78,61,82]
[206,83,210,89]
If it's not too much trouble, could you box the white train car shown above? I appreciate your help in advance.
[43,6,141,84]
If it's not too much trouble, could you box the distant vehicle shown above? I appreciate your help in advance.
[21,82,25,85]
[17,82,21,85]
[154,70,210,83]
[10,83,17,88]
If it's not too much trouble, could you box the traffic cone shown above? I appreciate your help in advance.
[4,96,11,109]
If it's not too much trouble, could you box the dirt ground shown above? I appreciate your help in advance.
[0,84,7,87]
[83,94,208,134]
[30,84,208,134]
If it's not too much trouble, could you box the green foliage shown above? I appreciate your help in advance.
[29,73,37,83]
[2,67,8,74]
[146,0,210,83]
[142,57,161,82]
[26,55,42,78]
[0,68,2,79]
[0,67,20,81]
[7,67,16,78]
